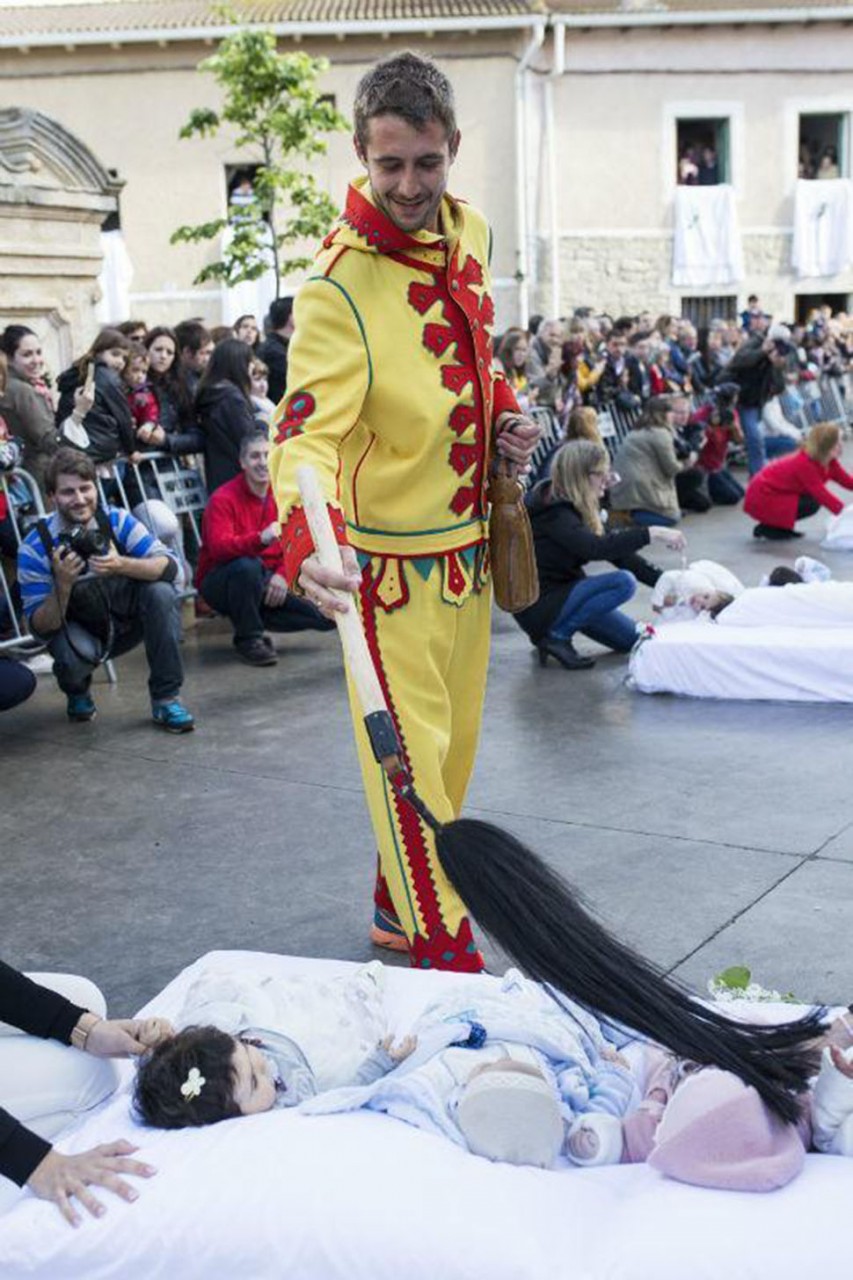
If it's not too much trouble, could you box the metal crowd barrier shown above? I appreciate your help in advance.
[0,467,45,655]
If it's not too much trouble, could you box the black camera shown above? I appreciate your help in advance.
[57,525,110,563]
[718,407,736,426]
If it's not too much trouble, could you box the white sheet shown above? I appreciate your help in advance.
[671,184,744,288]
[630,618,853,702]
[2,951,852,1280]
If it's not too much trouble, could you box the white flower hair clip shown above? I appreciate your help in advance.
[180,1066,206,1101]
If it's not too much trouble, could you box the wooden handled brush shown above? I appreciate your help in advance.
[296,465,437,826]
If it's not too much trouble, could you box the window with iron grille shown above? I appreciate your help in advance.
[680,296,737,329]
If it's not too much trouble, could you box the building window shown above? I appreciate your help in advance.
[676,118,729,185]
[798,113,847,179]
[225,164,271,222]
[794,292,849,324]
[680,296,737,329]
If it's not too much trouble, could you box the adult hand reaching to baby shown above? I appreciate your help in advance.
[81,1014,175,1058]
[648,526,687,553]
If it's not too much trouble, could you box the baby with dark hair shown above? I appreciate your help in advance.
[133,962,413,1130]
[135,1023,412,1129]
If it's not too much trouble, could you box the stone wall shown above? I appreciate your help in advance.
[0,108,119,370]
[532,231,853,322]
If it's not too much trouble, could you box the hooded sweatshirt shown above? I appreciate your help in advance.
[268,178,518,596]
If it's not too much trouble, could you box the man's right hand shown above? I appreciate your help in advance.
[259,521,281,547]
[26,1141,156,1228]
[52,546,85,591]
[297,545,361,617]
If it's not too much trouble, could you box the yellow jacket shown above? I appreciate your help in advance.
[269,178,518,584]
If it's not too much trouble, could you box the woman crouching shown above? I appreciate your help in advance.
[515,440,685,670]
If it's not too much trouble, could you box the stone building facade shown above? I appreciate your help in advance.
[0,1,852,351]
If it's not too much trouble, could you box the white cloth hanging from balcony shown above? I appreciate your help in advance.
[792,179,853,279]
[671,184,744,288]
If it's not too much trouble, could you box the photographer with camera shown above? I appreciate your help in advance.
[16,449,194,730]
[726,322,799,475]
[689,382,746,506]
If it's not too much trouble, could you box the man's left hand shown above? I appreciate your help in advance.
[88,548,126,577]
[264,573,289,608]
[495,411,542,473]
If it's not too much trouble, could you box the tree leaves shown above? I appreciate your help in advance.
[173,19,349,292]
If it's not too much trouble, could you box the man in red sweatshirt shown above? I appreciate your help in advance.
[196,430,333,665]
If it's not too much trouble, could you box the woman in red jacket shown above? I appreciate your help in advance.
[744,423,853,540]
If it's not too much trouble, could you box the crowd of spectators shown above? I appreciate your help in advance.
[493,299,853,670]
[1,292,851,707]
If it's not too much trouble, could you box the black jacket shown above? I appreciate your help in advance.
[0,961,87,1186]
[55,364,135,463]
[197,381,257,492]
[257,333,289,406]
[726,337,786,408]
[515,483,660,642]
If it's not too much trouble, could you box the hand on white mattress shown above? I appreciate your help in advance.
[649,527,687,552]
[26,1141,157,1228]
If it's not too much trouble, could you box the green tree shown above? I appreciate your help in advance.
[171,19,348,294]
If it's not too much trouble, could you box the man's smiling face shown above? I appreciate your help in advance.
[356,114,460,235]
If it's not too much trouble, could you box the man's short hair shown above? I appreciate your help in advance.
[353,52,456,151]
[239,429,270,460]
[174,320,212,355]
[46,448,97,494]
[267,298,294,332]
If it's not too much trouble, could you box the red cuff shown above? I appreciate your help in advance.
[492,376,521,422]
[281,503,349,585]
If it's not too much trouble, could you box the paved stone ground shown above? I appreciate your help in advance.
[3,477,853,1015]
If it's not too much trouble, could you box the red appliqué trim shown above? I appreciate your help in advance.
[273,390,316,445]
[340,184,445,255]
[280,502,347,585]
[359,564,448,941]
[409,921,484,973]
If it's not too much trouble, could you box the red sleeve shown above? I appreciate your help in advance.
[829,459,853,492]
[202,491,265,564]
[281,503,349,585]
[800,458,845,515]
[492,372,521,422]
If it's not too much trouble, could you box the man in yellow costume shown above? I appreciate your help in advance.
[269,52,540,972]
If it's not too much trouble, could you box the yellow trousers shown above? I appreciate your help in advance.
[346,548,491,971]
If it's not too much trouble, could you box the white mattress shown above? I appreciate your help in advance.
[630,619,853,702]
[2,951,852,1280]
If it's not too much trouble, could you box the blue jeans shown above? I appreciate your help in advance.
[550,571,638,653]
[629,510,678,528]
[740,406,798,476]
[707,469,744,505]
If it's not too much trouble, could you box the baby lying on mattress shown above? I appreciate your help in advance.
[133,963,853,1193]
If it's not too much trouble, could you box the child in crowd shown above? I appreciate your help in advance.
[133,963,853,1190]
[249,359,276,427]
[122,343,160,446]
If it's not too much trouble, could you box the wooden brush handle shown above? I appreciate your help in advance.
[296,465,390,720]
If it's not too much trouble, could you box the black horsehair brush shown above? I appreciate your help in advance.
[297,466,824,1126]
